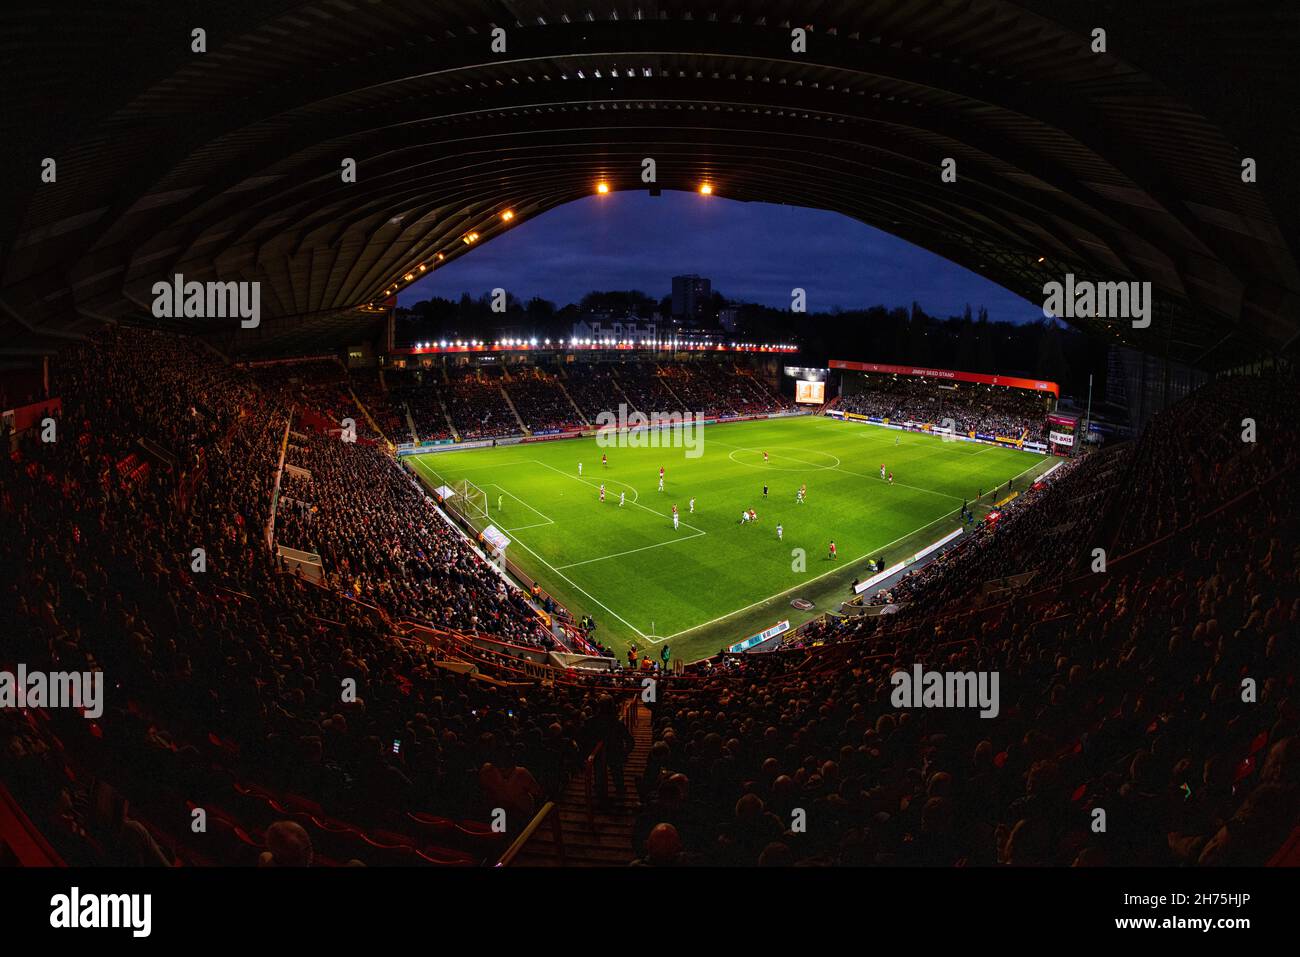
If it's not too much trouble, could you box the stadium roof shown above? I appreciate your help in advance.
[1,0,1296,366]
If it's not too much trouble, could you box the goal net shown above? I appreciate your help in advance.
[449,478,489,527]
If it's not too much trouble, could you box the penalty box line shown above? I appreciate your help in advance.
[502,534,651,641]
[646,455,1053,645]
[485,483,554,530]
[533,460,707,535]
[555,528,707,570]
[409,456,652,640]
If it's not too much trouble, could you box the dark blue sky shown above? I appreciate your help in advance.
[398,191,1043,323]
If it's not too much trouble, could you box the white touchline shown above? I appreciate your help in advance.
[647,454,1055,644]
[502,531,649,640]
[417,425,1052,647]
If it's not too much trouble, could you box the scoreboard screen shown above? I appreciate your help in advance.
[795,380,825,404]
[1047,414,1078,455]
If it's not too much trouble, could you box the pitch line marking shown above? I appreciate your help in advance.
[414,427,1053,649]
[531,460,705,534]
[709,438,963,504]
[724,445,841,472]
[402,456,650,638]
[649,453,1055,644]
[485,483,554,527]
[555,528,707,570]
[502,535,650,640]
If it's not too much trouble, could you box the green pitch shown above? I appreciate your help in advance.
[408,415,1056,662]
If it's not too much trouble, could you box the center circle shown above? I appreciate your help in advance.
[727,446,840,472]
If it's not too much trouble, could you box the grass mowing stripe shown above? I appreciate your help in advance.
[401,417,1055,660]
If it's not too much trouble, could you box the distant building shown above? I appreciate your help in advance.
[718,306,739,332]
[571,314,657,343]
[671,274,711,319]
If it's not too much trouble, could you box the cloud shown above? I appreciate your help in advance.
[399,192,1042,322]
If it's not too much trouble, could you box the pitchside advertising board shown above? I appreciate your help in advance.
[729,619,791,653]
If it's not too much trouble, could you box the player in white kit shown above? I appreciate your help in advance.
[619,491,625,507]
[672,504,679,529]
[689,497,695,513]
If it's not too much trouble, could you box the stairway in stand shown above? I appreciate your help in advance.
[510,699,653,866]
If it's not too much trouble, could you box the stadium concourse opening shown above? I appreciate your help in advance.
[0,1,1298,930]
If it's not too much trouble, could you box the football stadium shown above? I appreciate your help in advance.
[410,413,1054,659]
[0,0,1297,938]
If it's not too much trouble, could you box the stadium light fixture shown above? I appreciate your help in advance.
[501,209,515,222]
[699,182,713,195]
[404,273,414,281]
[436,253,445,261]
[595,181,610,194]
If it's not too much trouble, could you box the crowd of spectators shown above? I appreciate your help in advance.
[1112,374,1292,552]
[609,363,684,418]
[820,444,1133,622]
[504,368,585,432]
[349,368,409,443]
[275,430,555,648]
[444,367,519,440]
[0,327,620,866]
[636,424,1297,864]
[560,361,793,422]
[3,328,1292,869]
[563,363,628,422]
[388,374,453,444]
[660,363,793,417]
[838,375,1048,438]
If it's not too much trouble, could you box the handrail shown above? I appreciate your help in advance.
[494,801,561,867]
[0,782,65,866]
[583,742,605,832]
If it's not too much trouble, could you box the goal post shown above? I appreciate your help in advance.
[453,478,489,526]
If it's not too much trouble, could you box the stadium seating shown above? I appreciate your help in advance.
[503,368,585,432]
[838,374,1049,438]
[444,367,519,439]
[2,326,1294,867]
